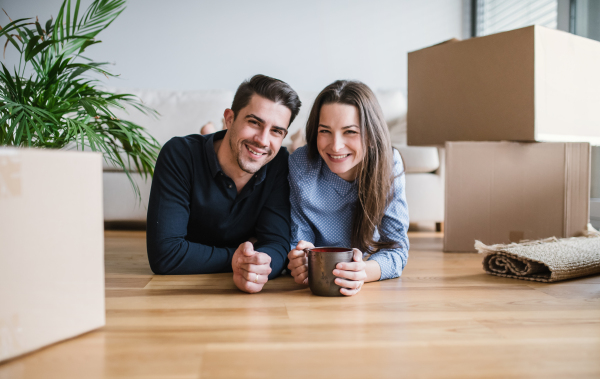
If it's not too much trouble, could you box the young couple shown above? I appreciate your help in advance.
[146,74,409,296]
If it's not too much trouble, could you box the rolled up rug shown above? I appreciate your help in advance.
[475,233,600,282]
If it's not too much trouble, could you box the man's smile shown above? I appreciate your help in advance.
[245,143,268,157]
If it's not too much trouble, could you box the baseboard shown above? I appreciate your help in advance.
[104,221,147,231]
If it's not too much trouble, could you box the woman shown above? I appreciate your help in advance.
[287,80,409,296]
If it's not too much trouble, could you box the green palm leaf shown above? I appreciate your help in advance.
[0,0,160,199]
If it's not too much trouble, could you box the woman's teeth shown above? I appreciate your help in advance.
[330,154,350,159]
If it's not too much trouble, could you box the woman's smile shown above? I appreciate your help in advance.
[327,153,352,161]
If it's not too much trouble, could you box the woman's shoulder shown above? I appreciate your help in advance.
[289,145,321,178]
[391,148,405,176]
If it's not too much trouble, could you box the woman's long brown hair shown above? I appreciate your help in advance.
[305,80,399,254]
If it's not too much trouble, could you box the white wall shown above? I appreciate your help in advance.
[1,0,463,92]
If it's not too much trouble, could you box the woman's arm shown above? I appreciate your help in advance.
[287,152,316,284]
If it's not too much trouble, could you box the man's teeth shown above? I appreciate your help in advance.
[331,154,350,159]
[247,146,265,156]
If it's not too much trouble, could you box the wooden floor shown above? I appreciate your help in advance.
[1,231,600,378]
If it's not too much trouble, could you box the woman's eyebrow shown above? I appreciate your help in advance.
[318,124,359,129]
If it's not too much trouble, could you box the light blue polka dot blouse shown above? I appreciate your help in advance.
[289,145,410,280]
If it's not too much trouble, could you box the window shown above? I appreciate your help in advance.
[570,0,600,41]
[473,0,558,37]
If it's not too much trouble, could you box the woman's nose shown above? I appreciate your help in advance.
[332,134,345,152]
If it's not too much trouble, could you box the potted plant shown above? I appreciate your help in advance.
[0,0,160,197]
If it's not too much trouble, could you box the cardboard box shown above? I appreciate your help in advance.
[0,148,105,362]
[408,26,600,146]
[444,142,590,252]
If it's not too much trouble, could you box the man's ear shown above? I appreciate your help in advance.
[223,109,235,130]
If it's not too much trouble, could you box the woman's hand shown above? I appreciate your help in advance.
[333,248,367,296]
[287,240,314,285]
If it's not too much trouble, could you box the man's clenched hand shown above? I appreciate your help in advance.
[232,241,272,293]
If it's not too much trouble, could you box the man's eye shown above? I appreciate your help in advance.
[272,129,284,136]
[249,120,258,125]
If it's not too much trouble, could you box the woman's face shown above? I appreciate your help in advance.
[317,103,364,181]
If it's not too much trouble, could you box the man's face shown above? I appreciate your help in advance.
[224,94,291,174]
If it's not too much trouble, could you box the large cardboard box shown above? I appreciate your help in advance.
[444,142,590,252]
[408,26,600,146]
[0,148,105,362]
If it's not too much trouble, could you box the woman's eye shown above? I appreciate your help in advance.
[318,129,330,133]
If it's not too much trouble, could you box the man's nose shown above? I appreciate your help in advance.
[254,127,270,147]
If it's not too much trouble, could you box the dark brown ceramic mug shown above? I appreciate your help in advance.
[305,247,354,297]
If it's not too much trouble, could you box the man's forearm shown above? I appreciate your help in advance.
[147,236,236,275]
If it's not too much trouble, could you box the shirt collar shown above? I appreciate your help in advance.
[320,156,356,190]
[205,130,226,178]
[204,130,268,186]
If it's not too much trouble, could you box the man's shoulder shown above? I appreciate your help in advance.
[163,134,205,151]
[160,134,207,161]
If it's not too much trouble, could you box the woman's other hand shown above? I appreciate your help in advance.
[287,240,314,285]
[333,248,367,296]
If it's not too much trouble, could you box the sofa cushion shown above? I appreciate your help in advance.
[394,145,440,173]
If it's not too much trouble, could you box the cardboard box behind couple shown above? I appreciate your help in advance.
[407,25,597,251]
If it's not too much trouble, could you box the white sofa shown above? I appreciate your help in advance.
[103,89,444,227]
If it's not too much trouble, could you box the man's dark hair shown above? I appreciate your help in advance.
[231,74,301,126]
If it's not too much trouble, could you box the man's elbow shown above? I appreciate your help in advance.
[149,263,170,275]
[147,257,173,275]
[147,244,181,275]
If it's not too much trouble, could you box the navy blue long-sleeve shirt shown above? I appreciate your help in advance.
[146,130,291,279]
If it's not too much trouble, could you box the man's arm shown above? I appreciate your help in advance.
[146,138,236,275]
[251,154,292,280]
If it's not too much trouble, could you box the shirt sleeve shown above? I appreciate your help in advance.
[289,152,316,249]
[146,138,236,275]
[252,154,292,279]
[367,149,410,280]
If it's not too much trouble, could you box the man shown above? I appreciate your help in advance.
[146,75,301,293]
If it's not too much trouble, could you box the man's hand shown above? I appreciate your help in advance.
[287,240,314,285]
[232,241,272,293]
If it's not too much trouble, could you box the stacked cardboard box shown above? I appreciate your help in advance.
[407,25,597,252]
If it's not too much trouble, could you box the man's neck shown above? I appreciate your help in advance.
[214,136,253,194]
